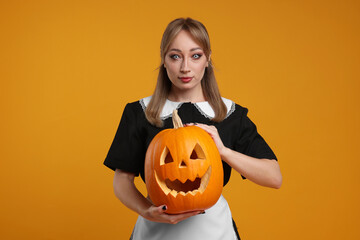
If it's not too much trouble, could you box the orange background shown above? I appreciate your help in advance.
[1,0,359,239]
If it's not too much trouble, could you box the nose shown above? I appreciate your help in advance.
[180,160,187,167]
[180,58,190,73]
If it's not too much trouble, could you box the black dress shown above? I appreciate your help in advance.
[104,96,277,240]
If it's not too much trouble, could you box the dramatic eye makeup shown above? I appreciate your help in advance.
[166,45,205,62]
[192,53,203,59]
[169,54,180,60]
[168,52,203,60]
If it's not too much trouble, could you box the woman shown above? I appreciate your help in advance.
[104,17,282,240]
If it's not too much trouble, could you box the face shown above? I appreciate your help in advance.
[164,30,209,94]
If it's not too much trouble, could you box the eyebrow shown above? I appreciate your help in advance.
[168,47,203,52]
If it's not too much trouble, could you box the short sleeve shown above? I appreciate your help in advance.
[103,103,145,175]
[234,108,277,161]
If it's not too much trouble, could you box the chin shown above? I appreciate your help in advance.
[177,81,200,90]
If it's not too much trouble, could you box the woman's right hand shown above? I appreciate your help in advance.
[113,169,201,225]
[143,204,202,224]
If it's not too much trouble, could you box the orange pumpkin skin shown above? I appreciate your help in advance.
[145,125,223,214]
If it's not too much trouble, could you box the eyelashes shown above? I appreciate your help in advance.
[170,54,180,60]
[192,53,202,59]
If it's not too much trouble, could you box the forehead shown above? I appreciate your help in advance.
[168,30,203,51]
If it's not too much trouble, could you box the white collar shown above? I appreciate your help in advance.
[139,96,235,120]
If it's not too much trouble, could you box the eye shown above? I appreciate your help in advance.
[160,146,174,165]
[192,53,202,59]
[170,54,180,60]
[190,143,206,160]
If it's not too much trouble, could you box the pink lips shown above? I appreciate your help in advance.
[179,77,193,83]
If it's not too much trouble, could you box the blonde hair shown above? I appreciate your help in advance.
[145,17,227,127]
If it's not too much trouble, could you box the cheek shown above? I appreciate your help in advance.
[192,58,207,70]
[194,63,207,78]
[165,62,178,79]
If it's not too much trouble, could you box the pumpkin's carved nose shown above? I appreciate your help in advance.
[180,160,187,167]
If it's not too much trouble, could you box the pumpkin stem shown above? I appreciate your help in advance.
[172,110,184,129]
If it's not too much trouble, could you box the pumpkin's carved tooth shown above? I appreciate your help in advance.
[154,166,211,197]
[189,190,199,196]
[170,190,178,197]
[179,177,188,184]
[165,177,201,193]
[194,173,202,181]
[166,175,178,182]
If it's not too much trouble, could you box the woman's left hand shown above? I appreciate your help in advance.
[186,123,282,189]
[186,123,227,156]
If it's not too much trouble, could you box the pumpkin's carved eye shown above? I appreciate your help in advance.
[160,146,174,165]
[190,143,205,160]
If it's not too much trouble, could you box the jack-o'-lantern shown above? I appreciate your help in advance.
[145,110,223,214]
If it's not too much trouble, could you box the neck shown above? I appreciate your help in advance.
[168,85,205,103]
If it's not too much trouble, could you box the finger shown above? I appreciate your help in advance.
[194,124,217,136]
[150,205,167,216]
[187,123,217,133]
[159,205,167,213]
[192,123,208,130]
[194,123,216,131]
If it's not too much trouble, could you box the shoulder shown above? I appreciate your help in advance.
[139,96,182,120]
[222,97,236,118]
[192,97,235,119]
[139,96,152,111]
[124,97,149,110]
[220,97,249,119]
[121,99,147,119]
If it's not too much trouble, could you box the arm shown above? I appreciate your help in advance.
[113,169,202,224]
[221,148,282,188]
[191,124,282,189]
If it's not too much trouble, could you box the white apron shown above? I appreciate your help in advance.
[131,195,238,240]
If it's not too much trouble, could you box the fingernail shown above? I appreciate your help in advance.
[162,206,167,211]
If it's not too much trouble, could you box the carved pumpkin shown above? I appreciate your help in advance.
[145,110,223,214]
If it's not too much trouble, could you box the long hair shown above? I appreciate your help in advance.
[145,17,227,127]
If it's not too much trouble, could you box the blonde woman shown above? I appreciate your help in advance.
[104,17,282,240]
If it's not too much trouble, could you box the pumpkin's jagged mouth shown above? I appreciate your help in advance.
[155,166,211,197]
